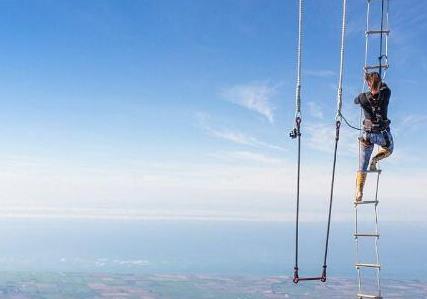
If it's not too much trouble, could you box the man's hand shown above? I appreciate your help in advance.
[354,94,361,104]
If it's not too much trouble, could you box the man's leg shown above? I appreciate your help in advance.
[356,135,374,202]
[369,147,392,171]
[355,171,367,202]
[369,132,394,171]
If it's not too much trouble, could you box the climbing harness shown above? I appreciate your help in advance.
[354,1,390,298]
[290,0,347,284]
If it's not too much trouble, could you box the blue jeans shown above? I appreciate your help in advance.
[359,130,394,171]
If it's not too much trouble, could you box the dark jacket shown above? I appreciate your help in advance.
[354,83,391,131]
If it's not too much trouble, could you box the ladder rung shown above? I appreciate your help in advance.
[357,293,382,299]
[366,30,390,35]
[354,200,379,205]
[354,233,380,238]
[364,64,389,71]
[366,169,382,174]
[355,263,381,269]
[296,276,323,281]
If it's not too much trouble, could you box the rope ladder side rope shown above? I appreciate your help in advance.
[322,0,347,281]
[354,1,389,298]
[290,0,303,283]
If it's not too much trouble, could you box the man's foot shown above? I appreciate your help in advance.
[370,147,392,171]
[369,161,378,171]
[355,171,367,202]
[355,191,363,202]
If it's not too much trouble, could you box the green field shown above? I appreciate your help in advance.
[0,272,425,298]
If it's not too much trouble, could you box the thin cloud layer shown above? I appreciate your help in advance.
[307,101,325,119]
[221,82,276,123]
[305,122,359,156]
[207,128,285,151]
[195,112,285,151]
[305,69,336,78]
[208,150,284,165]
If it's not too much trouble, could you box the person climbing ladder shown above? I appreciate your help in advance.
[354,71,394,202]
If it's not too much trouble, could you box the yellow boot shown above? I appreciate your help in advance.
[355,171,367,202]
[369,147,392,171]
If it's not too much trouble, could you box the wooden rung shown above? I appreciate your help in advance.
[354,200,379,205]
[354,233,380,238]
[355,263,381,269]
[357,293,382,299]
[366,169,382,174]
[366,30,390,35]
[364,64,389,71]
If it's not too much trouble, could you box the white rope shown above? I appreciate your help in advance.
[335,0,347,121]
[295,0,303,118]
[363,0,370,88]
[382,0,390,80]
[374,174,382,297]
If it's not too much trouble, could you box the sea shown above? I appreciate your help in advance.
[0,219,425,280]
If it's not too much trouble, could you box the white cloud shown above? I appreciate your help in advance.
[391,114,427,140]
[0,133,424,223]
[195,112,285,151]
[305,69,336,78]
[304,122,359,156]
[208,128,285,151]
[221,82,276,123]
[209,129,253,146]
[396,114,427,131]
[0,154,425,222]
[208,150,284,165]
[307,101,324,119]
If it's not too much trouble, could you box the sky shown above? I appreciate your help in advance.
[0,0,426,222]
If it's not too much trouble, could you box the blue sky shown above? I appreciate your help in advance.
[0,0,426,221]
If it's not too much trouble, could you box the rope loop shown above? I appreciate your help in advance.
[321,265,327,282]
[293,267,300,284]
[335,120,341,141]
[289,116,302,139]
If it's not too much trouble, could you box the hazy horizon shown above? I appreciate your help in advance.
[0,218,425,281]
